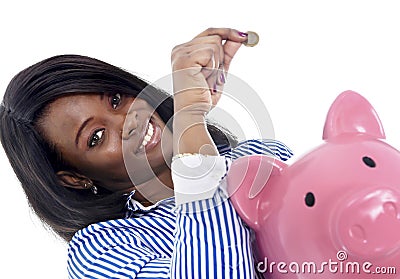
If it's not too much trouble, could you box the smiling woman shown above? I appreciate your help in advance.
[0,53,236,241]
[0,28,293,278]
[37,92,173,195]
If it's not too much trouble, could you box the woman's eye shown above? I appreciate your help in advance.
[109,93,122,109]
[88,129,105,148]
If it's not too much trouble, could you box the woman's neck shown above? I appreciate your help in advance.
[133,168,174,205]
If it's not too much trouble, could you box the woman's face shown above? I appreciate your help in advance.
[38,93,173,192]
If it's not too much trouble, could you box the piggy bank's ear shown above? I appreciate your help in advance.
[323,90,385,140]
[227,155,287,229]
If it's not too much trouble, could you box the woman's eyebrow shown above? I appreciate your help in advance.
[75,117,94,146]
[75,94,104,147]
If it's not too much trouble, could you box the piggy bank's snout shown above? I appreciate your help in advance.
[333,188,400,260]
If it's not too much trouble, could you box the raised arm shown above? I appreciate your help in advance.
[170,28,256,278]
[171,27,248,157]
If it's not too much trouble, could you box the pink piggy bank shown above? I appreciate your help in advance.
[228,91,400,278]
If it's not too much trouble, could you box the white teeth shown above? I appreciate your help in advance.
[140,122,154,149]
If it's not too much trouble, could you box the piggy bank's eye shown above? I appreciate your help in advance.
[305,192,315,207]
[362,156,376,168]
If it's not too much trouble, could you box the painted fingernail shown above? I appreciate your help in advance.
[212,83,217,93]
[238,31,248,37]
[220,72,226,84]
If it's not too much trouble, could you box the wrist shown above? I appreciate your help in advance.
[174,91,211,115]
[173,109,206,122]
[173,111,207,138]
[174,102,210,116]
[173,113,217,156]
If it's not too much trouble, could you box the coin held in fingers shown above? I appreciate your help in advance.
[243,31,259,47]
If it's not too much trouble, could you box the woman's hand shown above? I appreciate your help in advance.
[171,28,248,114]
[171,28,248,157]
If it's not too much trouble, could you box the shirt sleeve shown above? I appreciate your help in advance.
[171,154,228,205]
[227,139,293,161]
[171,155,255,278]
[67,218,174,279]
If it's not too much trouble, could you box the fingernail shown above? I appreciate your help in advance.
[220,72,226,84]
[238,31,248,37]
[212,83,217,93]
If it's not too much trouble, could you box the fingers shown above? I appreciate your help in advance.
[193,28,248,74]
[221,40,242,73]
[172,42,223,74]
[210,89,222,109]
[171,47,218,96]
[172,35,224,54]
[194,27,248,44]
[172,39,225,97]
[172,28,249,73]
[171,27,252,110]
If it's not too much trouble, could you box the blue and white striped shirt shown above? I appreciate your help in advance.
[67,139,293,278]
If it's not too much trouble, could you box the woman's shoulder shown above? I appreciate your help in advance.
[67,213,176,278]
[67,204,177,276]
[69,197,177,248]
[68,218,145,249]
[220,138,294,161]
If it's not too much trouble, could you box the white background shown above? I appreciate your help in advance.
[1,0,400,277]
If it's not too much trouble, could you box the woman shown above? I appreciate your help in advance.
[0,28,292,278]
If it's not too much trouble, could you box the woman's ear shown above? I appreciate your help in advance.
[56,170,92,190]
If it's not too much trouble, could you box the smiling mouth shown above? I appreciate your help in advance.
[136,118,160,154]
[140,121,154,149]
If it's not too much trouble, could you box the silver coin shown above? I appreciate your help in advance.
[243,31,259,47]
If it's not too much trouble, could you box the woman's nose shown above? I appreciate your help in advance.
[122,110,138,140]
